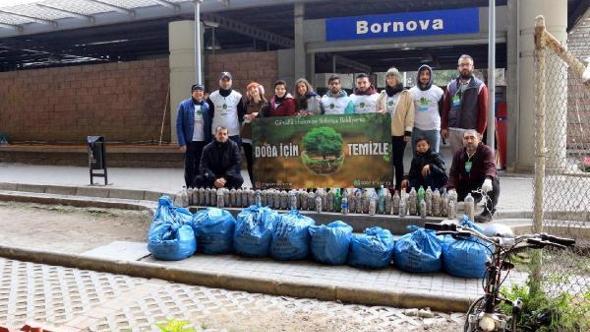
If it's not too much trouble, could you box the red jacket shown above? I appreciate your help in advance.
[266,94,297,117]
[447,142,496,190]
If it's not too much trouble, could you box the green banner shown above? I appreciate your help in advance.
[252,113,392,189]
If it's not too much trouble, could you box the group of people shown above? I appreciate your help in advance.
[176,54,500,223]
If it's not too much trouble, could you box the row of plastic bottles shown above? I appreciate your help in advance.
[173,186,473,219]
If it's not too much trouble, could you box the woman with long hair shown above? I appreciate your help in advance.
[293,78,322,115]
[240,82,268,188]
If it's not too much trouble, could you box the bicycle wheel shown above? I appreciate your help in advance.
[464,296,486,332]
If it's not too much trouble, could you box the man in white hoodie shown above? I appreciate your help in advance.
[350,73,379,113]
[409,64,444,155]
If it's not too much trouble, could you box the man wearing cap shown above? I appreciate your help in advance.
[350,73,379,113]
[207,72,246,146]
[176,84,212,188]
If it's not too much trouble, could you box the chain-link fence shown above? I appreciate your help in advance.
[533,15,590,297]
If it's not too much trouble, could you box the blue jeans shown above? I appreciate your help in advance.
[411,128,440,156]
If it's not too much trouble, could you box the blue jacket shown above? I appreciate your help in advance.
[176,98,212,146]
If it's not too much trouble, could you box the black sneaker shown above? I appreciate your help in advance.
[475,210,493,223]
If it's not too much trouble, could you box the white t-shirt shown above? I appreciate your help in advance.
[350,93,379,113]
[409,85,444,131]
[321,94,352,114]
[192,104,205,142]
[209,90,242,136]
[384,94,401,117]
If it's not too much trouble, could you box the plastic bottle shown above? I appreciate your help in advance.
[187,187,194,206]
[362,189,371,214]
[247,189,255,206]
[255,190,262,207]
[334,188,342,212]
[308,191,316,211]
[223,188,230,207]
[354,189,363,214]
[204,188,211,206]
[261,189,268,206]
[315,192,322,214]
[280,190,289,210]
[448,199,457,219]
[369,192,377,216]
[377,185,385,214]
[440,189,448,217]
[210,188,217,206]
[326,189,334,212]
[399,193,407,218]
[392,190,400,215]
[181,186,189,207]
[432,189,441,217]
[341,194,349,215]
[199,187,206,206]
[425,186,433,216]
[408,187,418,215]
[216,188,225,208]
[289,190,297,210]
[347,189,355,213]
[384,189,392,215]
[464,193,475,221]
[236,188,242,207]
[420,199,427,219]
[229,188,236,207]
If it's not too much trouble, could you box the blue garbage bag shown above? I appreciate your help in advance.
[308,220,353,265]
[393,226,442,273]
[348,226,395,269]
[443,216,494,278]
[270,210,315,260]
[233,205,278,257]
[147,196,196,261]
[192,207,236,254]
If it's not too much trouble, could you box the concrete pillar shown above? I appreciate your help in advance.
[294,3,306,80]
[516,0,567,171]
[169,20,198,144]
[506,0,518,171]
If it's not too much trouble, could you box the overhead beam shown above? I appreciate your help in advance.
[332,54,371,73]
[201,12,294,48]
[36,3,96,23]
[567,0,590,31]
[84,0,135,17]
[152,0,181,11]
[0,10,58,27]
[0,22,22,32]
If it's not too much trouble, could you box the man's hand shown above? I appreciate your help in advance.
[179,145,187,153]
[400,179,409,190]
[214,177,227,188]
[441,129,449,139]
[421,164,431,177]
[482,178,493,193]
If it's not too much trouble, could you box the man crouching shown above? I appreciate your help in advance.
[194,126,244,189]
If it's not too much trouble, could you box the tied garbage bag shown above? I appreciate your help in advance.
[270,210,315,260]
[192,207,236,254]
[443,216,494,278]
[233,205,278,257]
[148,196,196,261]
[393,226,442,273]
[348,226,395,269]
[308,220,353,265]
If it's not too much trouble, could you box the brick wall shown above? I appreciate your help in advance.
[205,51,279,97]
[0,59,170,143]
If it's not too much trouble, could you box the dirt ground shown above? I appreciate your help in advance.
[0,201,150,254]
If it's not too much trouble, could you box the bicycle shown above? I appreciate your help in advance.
[424,222,575,332]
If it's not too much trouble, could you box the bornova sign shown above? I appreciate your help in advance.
[326,8,479,41]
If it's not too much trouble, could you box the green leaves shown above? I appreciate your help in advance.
[155,318,196,332]
[302,126,343,159]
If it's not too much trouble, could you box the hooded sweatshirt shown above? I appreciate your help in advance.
[409,65,444,131]
[320,89,355,114]
[350,86,379,113]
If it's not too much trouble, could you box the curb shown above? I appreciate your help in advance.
[0,245,472,312]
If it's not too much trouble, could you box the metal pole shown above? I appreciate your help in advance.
[194,0,203,84]
[487,0,496,147]
[533,15,547,234]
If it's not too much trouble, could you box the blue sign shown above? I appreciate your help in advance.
[326,8,480,41]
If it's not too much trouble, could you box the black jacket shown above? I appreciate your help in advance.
[408,148,448,188]
[199,139,242,181]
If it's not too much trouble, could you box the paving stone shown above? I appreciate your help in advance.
[76,187,109,198]
[81,241,150,261]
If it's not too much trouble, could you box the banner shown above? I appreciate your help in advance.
[252,114,392,189]
[325,8,479,41]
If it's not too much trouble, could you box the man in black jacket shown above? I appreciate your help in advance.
[194,126,244,189]
[401,137,448,191]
